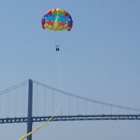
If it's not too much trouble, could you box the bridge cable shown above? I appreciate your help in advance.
[19,51,62,140]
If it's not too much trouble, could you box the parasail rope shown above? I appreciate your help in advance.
[57,51,63,92]
[19,51,63,140]
[57,51,63,115]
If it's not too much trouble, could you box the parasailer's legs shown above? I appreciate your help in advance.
[56,48,59,51]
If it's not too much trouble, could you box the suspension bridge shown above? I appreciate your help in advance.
[0,79,140,140]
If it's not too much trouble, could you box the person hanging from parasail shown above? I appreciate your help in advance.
[56,45,59,51]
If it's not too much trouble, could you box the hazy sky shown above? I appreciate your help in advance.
[0,0,140,140]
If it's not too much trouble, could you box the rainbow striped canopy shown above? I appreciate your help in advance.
[41,8,73,31]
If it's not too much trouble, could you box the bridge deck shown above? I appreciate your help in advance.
[0,115,140,124]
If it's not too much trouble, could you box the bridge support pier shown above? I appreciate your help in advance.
[27,79,33,140]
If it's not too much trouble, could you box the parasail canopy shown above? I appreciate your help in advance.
[41,8,73,31]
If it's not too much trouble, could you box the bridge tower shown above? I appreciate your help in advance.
[27,79,33,140]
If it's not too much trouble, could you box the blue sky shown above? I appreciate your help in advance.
[0,0,140,140]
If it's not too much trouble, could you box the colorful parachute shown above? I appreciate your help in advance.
[41,8,73,31]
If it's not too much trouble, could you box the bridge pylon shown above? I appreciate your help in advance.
[27,79,33,140]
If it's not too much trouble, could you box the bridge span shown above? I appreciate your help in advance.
[0,114,140,124]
